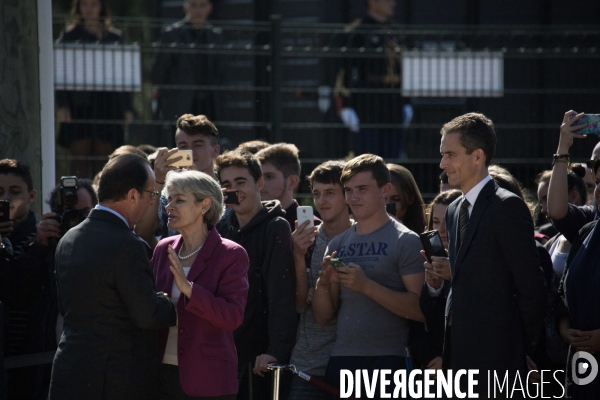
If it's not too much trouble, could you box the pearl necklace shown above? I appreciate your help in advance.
[178,241,203,260]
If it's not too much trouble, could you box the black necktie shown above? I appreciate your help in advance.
[448,198,471,329]
[459,198,470,247]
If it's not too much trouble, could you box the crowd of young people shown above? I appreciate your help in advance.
[1,110,599,400]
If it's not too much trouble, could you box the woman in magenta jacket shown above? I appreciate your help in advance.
[153,170,249,399]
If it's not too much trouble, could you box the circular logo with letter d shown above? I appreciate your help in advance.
[573,351,599,386]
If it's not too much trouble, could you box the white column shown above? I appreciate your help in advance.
[38,0,56,213]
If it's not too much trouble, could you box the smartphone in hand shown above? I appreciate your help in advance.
[419,230,446,263]
[296,206,315,231]
[223,190,240,205]
[329,257,347,271]
[166,150,194,167]
[0,200,9,223]
[571,114,600,135]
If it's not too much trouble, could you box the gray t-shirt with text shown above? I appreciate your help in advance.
[326,218,423,357]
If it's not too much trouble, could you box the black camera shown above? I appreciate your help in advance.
[55,176,86,235]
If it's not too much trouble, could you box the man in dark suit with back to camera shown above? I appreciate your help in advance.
[48,154,176,400]
[438,113,546,397]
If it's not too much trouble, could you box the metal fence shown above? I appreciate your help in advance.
[51,16,600,198]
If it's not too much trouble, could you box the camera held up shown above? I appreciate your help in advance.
[50,176,87,247]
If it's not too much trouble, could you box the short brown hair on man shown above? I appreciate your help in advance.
[440,112,497,166]
[255,143,300,178]
[307,160,346,188]
[340,154,390,188]
[176,114,219,146]
[109,145,148,160]
[215,151,262,183]
[235,139,271,155]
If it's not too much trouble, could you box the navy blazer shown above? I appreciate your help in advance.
[443,180,546,392]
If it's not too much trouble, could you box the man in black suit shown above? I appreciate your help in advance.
[438,113,546,396]
[48,154,176,400]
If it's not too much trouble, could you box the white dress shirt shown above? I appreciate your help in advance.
[95,205,130,228]
[462,175,493,217]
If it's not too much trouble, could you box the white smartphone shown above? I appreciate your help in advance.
[296,206,315,231]
[166,150,194,167]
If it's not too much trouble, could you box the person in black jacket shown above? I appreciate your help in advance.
[439,113,547,396]
[0,159,38,400]
[48,155,176,400]
[215,151,297,400]
[415,189,461,371]
[557,193,600,399]
[151,0,222,135]
[0,159,37,258]
[1,180,97,400]
[55,0,134,179]
[0,242,11,400]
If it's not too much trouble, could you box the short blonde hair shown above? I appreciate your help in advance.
[164,170,224,228]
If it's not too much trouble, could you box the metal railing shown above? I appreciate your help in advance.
[51,16,600,194]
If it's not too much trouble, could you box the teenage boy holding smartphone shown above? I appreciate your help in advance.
[312,154,424,398]
[288,161,352,399]
[137,114,221,243]
[255,143,321,229]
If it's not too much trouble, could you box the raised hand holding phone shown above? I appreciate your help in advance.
[558,111,589,153]
[153,147,181,184]
[296,206,315,231]
[0,200,13,237]
[0,200,9,223]
[570,113,600,135]
[223,190,240,205]
[166,149,194,167]
[292,220,318,258]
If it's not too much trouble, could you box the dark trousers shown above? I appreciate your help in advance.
[324,355,408,400]
[158,364,236,400]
